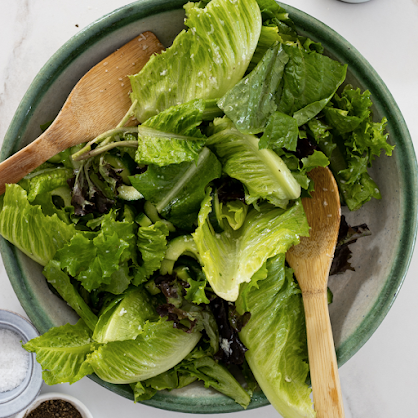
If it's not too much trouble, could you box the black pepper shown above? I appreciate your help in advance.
[25,399,82,418]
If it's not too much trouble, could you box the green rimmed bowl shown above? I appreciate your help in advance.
[1,0,417,414]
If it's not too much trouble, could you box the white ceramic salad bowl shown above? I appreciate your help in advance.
[0,0,416,414]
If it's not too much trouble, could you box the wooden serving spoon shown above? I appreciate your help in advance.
[0,31,164,195]
[286,166,345,418]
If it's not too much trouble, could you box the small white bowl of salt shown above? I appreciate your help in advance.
[0,310,43,418]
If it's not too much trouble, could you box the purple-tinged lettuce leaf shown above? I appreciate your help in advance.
[330,215,371,275]
[209,297,250,366]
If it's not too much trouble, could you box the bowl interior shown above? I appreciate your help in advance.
[1,0,417,413]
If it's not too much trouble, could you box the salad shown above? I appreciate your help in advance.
[0,0,394,417]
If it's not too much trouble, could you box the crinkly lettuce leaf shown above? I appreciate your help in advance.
[256,0,289,21]
[129,0,262,122]
[130,147,222,230]
[43,260,98,331]
[207,119,301,208]
[278,45,347,126]
[48,211,137,293]
[192,189,309,301]
[323,87,372,135]
[87,319,201,384]
[24,320,96,385]
[53,229,130,292]
[274,147,330,193]
[0,184,78,266]
[100,211,137,264]
[218,43,289,134]
[133,221,170,285]
[236,255,315,418]
[308,86,394,210]
[93,287,158,343]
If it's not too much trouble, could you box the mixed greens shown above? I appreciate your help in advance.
[0,0,394,417]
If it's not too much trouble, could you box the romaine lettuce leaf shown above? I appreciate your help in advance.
[278,45,347,126]
[87,319,201,384]
[23,167,73,203]
[0,184,78,266]
[218,200,248,231]
[130,147,222,230]
[131,369,194,401]
[248,26,280,72]
[93,287,158,343]
[192,189,309,301]
[236,255,315,418]
[24,320,96,385]
[259,111,299,151]
[176,351,251,408]
[207,119,301,208]
[129,0,262,122]
[135,99,209,166]
[218,42,289,134]
[43,260,98,331]
[131,347,251,408]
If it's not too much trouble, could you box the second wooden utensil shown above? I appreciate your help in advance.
[286,166,345,418]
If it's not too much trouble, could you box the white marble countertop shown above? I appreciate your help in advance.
[1,0,417,417]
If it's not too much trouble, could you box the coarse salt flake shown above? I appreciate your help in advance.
[0,329,29,392]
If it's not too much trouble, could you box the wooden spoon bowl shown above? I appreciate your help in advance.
[0,31,164,195]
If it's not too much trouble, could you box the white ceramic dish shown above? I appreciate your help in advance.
[15,392,93,418]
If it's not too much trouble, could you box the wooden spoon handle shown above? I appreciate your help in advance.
[303,289,345,418]
[0,125,70,195]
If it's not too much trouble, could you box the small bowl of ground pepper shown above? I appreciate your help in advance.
[16,392,93,418]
